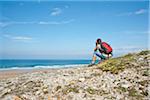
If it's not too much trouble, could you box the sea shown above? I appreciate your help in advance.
[0,59,93,70]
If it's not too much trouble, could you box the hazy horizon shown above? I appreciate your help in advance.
[0,1,149,59]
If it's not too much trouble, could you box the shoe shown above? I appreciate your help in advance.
[88,63,95,67]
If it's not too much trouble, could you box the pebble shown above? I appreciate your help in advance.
[14,96,21,100]
[43,88,48,94]
[7,89,11,93]
[79,78,85,82]
[35,91,41,95]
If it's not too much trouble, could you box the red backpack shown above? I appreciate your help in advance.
[101,42,113,54]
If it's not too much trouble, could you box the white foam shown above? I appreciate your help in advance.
[0,64,88,70]
[34,64,88,68]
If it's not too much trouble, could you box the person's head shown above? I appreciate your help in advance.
[96,38,102,44]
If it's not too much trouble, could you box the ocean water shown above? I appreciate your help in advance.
[0,60,92,70]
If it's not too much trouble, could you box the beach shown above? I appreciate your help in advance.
[0,51,149,100]
[1,1,149,100]
[0,68,58,80]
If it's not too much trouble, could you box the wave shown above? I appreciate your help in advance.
[0,64,88,70]
[34,64,88,68]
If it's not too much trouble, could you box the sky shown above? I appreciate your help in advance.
[0,0,149,59]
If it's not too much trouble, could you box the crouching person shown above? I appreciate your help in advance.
[90,38,113,65]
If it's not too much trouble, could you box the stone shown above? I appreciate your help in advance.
[7,88,11,93]
[35,91,41,95]
[14,96,22,100]
[43,88,48,94]
[0,88,12,97]
[79,78,85,82]
[43,84,48,89]
[138,58,144,61]
[22,94,29,99]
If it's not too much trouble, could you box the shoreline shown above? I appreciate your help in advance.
[0,51,149,100]
[0,65,87,80]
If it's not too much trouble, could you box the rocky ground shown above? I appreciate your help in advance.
[0,50,149,100]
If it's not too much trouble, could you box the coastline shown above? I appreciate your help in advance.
[0,65,87,80]
[0,51,149,100]
[0,68,54,80]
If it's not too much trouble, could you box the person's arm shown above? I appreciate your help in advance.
[98,44,105,53]
[99,48,104,52]
[94,42,98,51]
[94,47,97,51]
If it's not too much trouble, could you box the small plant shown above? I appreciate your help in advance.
[139,50,150,55]
[142,70,149,76]
[117,86,127,92]
[141,90,148,96]
[124,53,133,58]
[56,86,61,91]
[138,80,149,86]
[86,87,96,94]
[91,73,101,77]
[128,88,138,97]
[98,58,126,74]
[63,86,79,94]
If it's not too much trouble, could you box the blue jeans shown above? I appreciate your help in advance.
[94,51,107,60]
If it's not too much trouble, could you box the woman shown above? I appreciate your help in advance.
[90,38,112,65]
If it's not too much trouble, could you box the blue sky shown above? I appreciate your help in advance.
[0,1,149,59]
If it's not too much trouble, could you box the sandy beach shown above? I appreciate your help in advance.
[0,51,149,100]
[0,68,58,80]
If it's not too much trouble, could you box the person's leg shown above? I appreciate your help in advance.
[91,54,97,64]
[98,54,106,64]
[91,51,104,64]
[108,53,113,58]
[102,53,112,59]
